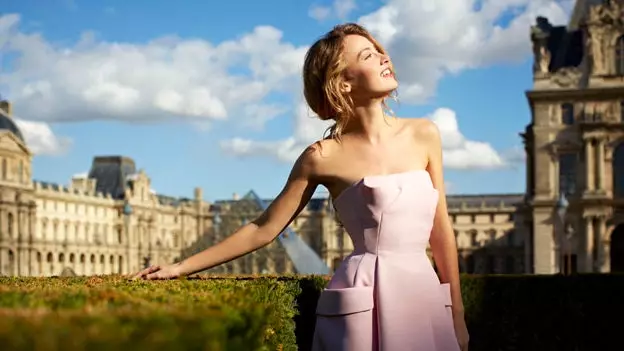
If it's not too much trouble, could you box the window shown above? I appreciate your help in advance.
[615,36,624,75]
[470,231,478,246]
[488,230,496,243]
[561,103,574,125]
[558,153,577,195]
[613,143,624,197]
[506,230,515,246]
[1,159,6,180]
[17,160,23,183]
[332,258,342,271]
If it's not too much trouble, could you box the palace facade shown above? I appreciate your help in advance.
[0,97,525,277]
[523,0,624,274]
[1,0,622,277]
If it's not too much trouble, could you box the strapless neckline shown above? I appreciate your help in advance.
[333,169,432,204]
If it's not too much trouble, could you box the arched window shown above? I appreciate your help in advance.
[561,103,574,125]
[615,36,624,75]
[613,142,624,197]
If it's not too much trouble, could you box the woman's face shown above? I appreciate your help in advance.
[341,34,397,101]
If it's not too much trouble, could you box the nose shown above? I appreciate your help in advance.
[380,54,390,65]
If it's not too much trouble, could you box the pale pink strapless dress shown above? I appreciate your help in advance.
[312,170,460,351]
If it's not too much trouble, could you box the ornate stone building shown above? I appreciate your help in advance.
[211,192,525,275]
[523,0,624,274]
[0,95,526,276]
[7,0,624,277]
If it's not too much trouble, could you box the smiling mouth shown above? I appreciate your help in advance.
[380,68,393,78]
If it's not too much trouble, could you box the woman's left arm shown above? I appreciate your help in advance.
[422,119,465,316]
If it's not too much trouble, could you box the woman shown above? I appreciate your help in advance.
[133,23,469,351]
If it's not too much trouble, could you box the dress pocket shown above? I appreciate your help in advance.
[316,285,374,316]
[313,286,375,351]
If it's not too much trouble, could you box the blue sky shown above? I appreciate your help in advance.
[0,0,573,202]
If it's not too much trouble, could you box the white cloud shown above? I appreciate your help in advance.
[14,119,71,156]
[220,102,332,162]
[0,0,572,167]
[429,108,504,169]
[309,0,357,21]
[222,0,571,169]
[0,15,307,129]
[358,0,572,102]
[0,99,70,156]
[221,106,510,170]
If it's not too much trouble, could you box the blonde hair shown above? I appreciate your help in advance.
[303,23,397,140]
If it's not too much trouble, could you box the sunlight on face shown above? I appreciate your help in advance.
[341,34,397,99]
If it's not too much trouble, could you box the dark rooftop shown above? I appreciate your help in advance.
[0,102,25,143]
[87,156,136,199]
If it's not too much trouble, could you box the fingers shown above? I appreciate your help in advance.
[145,272,160,280]
[131,265,161,280]
[145,269,169,280]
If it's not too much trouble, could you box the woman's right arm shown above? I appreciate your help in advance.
[134,146,321,279]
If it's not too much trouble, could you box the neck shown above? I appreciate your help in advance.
[344,99,392,143]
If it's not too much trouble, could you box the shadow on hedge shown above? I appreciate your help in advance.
[288,274,624,351]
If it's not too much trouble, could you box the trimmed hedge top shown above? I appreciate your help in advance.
[0,274,623,351]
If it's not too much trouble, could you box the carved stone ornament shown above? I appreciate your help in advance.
[588,1,624,27]
[587,25,607,74]
[550,67,582,88]
[586,1,624,75]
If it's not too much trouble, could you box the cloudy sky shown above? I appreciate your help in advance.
[1,0,573,201]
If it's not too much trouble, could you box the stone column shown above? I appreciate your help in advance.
[585,217,594,272]
[0,208,4,240]
[597,138,605,191]
[598,216,611,273]
[585,139,594,191]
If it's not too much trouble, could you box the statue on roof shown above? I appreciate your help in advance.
[531,17,552,74]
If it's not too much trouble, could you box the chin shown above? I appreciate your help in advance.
[380,80,398,93]
[371,85,398,99]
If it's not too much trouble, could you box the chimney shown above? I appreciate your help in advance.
[0,100,11,117]
[194,187,203,201]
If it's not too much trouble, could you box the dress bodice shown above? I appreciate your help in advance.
[332,169,439,255]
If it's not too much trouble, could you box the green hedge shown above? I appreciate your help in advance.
[0,274,623,350]
[0,275,304,351]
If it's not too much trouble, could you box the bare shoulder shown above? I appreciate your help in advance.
[401,117,441,145]
[294,138,339,177]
